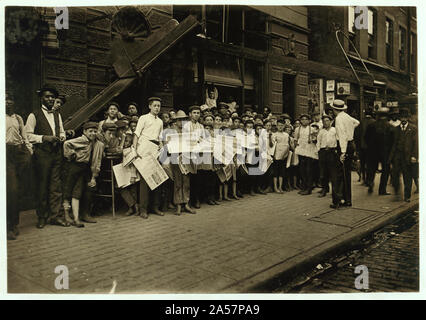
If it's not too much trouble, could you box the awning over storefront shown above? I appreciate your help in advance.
[204,54,242,87]
[64,15,199,130]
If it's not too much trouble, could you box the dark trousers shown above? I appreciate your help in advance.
[6,144,31,231]
[337,141,355,204]
[138,179,161,212]
[63,161,90,201]
[120,184,138,208]
[200,170,216,201]
[392,157,413,200]
[359,148,368,182]
[159,179,173,210]
[313,159,320,186]
[299,156,315,191]
[318,149,332,192]
[366,155,390,194]
[190,173,202,204]
[321,149,343,204]
[33,147,63,220]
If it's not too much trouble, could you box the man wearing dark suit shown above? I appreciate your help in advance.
[25,86,68,228]
[354,108,375,185]
[389,108,418,202]
[364,108,394,195]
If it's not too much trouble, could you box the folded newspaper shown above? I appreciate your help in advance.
[133,154,169,190]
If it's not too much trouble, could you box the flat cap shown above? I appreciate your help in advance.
[148,97,162,103]
[322,114,333,121]
[57,95,67,104]
[115,120,128,129]
[189,105,201,112]
[107,101,120,109]
[299,113,311,120]
[127,101,139,108]
[83,121,99,130]
[102,122,117,131]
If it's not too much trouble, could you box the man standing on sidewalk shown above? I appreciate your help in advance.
[6,91,33,239]
[332,99,360,207]
[25,86,68,229]
[389,108,418,203]
[364,108,394,196]
[354,108,375,185]
[294,114,318,195]
[316,114,336,198]
[183,105,205,209]
[316,114,344,209]
[133,97,164,218]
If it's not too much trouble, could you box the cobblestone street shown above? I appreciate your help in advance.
[295,212,419,293]
[7,174,419,294]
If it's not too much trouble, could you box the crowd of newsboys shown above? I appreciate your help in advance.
[6,85,418,240]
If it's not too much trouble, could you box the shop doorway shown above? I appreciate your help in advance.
[282,74,296,119]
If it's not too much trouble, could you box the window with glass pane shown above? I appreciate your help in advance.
[348,6,356,52]
[399,26,406,70]
[385,19,393,65]
[206,5,224,41]
[348,6,355,33]
[367,9,377,59]
[410,33,417,73]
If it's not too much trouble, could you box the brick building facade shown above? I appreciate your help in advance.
[5,5,417,130]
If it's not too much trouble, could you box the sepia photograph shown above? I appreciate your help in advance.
[3,2,420,295]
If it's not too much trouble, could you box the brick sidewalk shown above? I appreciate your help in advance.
[7,173,419,293]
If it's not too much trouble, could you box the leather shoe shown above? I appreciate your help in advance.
[193,201,201,209]
[50,217,71,227]
[125,209,134,216]
[318,191,327,198]
[404,198,411,203]
[330,203,340,209]
[207,200,216,205]
[183,205,196,214]
[37,218,46,229]
[140,211,149,219]
[81,215,97,223]
[12,226,20,236]
[71,220,85,228]
[379,192,391,196]
[300,190,312,195]
[7,231,16,240]
[153,209,165,216]
[342,202,352,207]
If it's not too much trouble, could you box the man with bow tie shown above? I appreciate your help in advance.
[389,108,418,202]
[25,86,67,229]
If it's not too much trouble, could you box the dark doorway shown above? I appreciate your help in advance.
[282,73,296,119]
[347,99,360,119]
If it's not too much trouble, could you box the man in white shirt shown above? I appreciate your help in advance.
[182,105,205,209]
[25,86,68,229]
[133,97,164,218]
[316,114,343,207]
[294,114,318,195]
[332,99,360,207]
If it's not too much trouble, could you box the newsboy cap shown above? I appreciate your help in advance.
[115,120,128,129]
[102,122,117,131]
[148,97,162,103]
[189,105,201,112]
[83,121,98,130]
